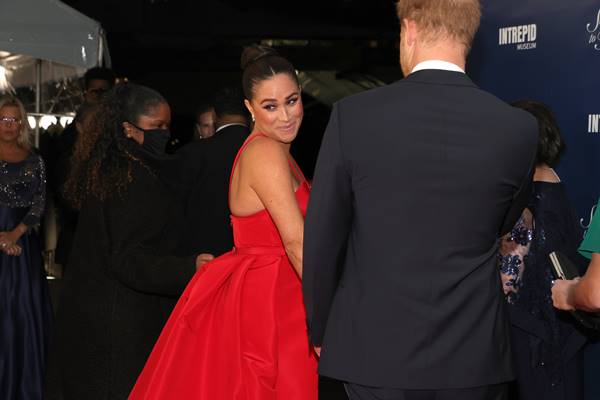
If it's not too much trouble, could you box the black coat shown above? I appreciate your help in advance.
[45,151,196,399]
[176,124,250,257]
[52,122,79,266]
[303,70,538,390]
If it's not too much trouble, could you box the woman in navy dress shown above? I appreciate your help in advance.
[499,100,586,400]
[0,96,52,400]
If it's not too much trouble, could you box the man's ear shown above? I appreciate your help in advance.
[402,18,418,47]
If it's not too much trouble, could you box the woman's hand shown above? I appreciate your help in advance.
[0,240,23,256]
[0,231,17,248]
[195,253,215,271]
[0,224,26,248]
[552,278,580,311]
[0,228,25,256]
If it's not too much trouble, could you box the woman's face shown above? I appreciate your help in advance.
[123,102,171,145]
[246,73,303,144]
[0,106,22,144]
[136,102,171,131]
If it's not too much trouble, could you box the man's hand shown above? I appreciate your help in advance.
[195,253,215,271]
[552,278,579,311]
[314,346,321,358]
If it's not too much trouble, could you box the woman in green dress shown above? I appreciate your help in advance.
[552,198,600,311]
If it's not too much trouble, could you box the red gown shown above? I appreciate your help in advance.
[129,135,318,399]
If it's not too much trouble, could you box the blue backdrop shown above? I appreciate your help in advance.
[468,1,600,398]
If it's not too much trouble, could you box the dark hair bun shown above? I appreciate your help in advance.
[240,44,298,99]
[240,45,279,70]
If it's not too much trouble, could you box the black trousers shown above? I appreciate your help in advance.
[344,382,509,400]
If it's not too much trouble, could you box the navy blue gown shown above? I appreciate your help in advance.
[499,181,586,400]
[0,153,53,399]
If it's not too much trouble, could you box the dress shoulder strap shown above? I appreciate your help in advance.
[228,133,267,204]
[288,157,307,185]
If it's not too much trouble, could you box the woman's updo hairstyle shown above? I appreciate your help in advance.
[512,99,565,167]
[241,44,299,100]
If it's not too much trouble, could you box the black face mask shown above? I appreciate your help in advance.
[130,124,170,155]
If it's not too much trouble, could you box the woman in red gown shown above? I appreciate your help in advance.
[129,45,318,399]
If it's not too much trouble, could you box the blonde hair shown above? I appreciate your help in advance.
[0,95,31,149]
[396,0,481,53]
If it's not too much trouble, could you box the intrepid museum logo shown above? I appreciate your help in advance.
[498,24,537,50]
[589,114,600,134]
[581,202,598,238]
[587,9,600,51]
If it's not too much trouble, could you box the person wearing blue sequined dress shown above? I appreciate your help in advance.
[0,96,53,400]
[499,101,586,400]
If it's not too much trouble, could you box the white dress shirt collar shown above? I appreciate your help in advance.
[411,60,465,74]
[215,123,248,134]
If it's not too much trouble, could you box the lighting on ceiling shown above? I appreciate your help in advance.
[39,115,58,130]
[27,116,37,129]
[0,65,15,94]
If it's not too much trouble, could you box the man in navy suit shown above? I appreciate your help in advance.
[303,1,538,399]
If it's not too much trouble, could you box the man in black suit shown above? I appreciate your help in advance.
[176,86,249,257]
[193,103,216,140]
[303,1,538,399]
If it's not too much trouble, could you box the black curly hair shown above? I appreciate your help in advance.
[65,83,167,209]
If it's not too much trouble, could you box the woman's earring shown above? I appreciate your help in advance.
[251,114,255,122]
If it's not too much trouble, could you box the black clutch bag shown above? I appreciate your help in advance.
[549,251,600,331]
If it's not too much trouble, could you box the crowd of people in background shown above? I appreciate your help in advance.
[1,1,600,399]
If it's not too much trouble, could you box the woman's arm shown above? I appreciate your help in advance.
[553,199,600,311]
[108,241,210,296]
[0,155,46,252]
[242,137,305,277]
[553,253,600,312]
[498,209,533,301]
[102,176,209,296]
[21,155,47,229]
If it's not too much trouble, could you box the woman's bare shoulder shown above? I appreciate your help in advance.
[240,136,288,171]
[533,168,560,183]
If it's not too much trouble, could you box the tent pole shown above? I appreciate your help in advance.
[34,59,42,148]
[99,30,104,66]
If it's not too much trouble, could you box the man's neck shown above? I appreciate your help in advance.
[412,46,466,72]
[216,115,248,130]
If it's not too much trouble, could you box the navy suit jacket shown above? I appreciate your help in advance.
[303,70,538,389]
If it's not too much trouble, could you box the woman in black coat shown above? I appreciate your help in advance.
[45,84,212,399]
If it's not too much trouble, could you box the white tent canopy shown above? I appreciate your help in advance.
[0,0,109,69]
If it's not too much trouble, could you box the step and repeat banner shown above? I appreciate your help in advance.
[468,1,600,397]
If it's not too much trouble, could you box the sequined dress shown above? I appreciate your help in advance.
[0,152,53,400]
[499,182,586,400]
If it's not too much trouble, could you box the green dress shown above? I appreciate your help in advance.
[580,198,600,259]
